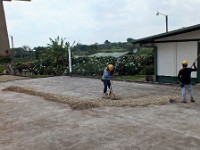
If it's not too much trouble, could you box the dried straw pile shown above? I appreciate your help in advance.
[99,95,178,107]
[2,86,100,110]
[2,86,178,110]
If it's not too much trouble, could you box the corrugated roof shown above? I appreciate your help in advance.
[133,23,200,44]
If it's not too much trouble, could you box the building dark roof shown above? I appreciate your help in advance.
[133,24,200,44]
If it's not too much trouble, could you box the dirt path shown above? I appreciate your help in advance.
[0,76,200,150]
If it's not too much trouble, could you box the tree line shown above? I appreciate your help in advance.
[0,36,154,77]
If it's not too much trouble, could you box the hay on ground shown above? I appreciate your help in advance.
[68,100,100,110]
[101,94,122,100]
[2,86,178,110]
[99,95,178,108]
[2,86,99,110]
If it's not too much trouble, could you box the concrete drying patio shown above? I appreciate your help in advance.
[0,76,200,150]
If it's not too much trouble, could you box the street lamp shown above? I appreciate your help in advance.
[156,11,168,32]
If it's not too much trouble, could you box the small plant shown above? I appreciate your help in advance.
[0,64,6,74]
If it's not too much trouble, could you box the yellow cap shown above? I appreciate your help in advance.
[108,64,113,71]
[182,60,188,65]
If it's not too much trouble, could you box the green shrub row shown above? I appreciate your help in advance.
[13,54,154,76]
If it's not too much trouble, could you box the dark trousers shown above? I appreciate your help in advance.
[102,79,111,93]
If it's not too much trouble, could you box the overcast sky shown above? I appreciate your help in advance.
[3,0,200,48]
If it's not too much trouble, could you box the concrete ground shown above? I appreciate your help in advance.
[0,76,200,150]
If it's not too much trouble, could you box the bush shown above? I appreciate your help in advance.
[142,65,154,75]
[43,66,53,75]
[12,53,154,77]
[0,64,6,74]
[0,56,11,63]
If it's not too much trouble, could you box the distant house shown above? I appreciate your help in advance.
[133,24,200,84]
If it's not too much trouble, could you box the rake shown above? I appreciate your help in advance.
[168,85,179,103]
[108,59,120,99]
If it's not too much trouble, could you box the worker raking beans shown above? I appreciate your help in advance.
[101,64,114,96]
[178,60,197,103]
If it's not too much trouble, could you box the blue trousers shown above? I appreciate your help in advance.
[102,79,111,93]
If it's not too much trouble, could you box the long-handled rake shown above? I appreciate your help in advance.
[108,80,117,99]
[108,59,120,100]
[168,85,179,103]
[191,53,200,67]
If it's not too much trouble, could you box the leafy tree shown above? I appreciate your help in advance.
[22,45,31,51]
[12,46,35,61]
[47,36,69,66]
[127,38,135,43]
[104,40,111,45]
[33,46,49,60]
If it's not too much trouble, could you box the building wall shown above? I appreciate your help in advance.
[155,30,200,83]
[157,43,176,76]
[156,41,198,78]
[177,42,197,78]
[0,1,10,56]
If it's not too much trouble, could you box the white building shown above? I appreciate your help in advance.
[134,24,200,84]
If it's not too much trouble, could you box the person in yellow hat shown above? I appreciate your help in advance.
[178,60,197,103]
[101,64,114,96]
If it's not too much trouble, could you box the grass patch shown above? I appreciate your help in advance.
[113,75,146,82]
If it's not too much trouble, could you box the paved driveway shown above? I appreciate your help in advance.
[0,76,200,150]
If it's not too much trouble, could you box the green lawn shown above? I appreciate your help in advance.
[113,75,146,82]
